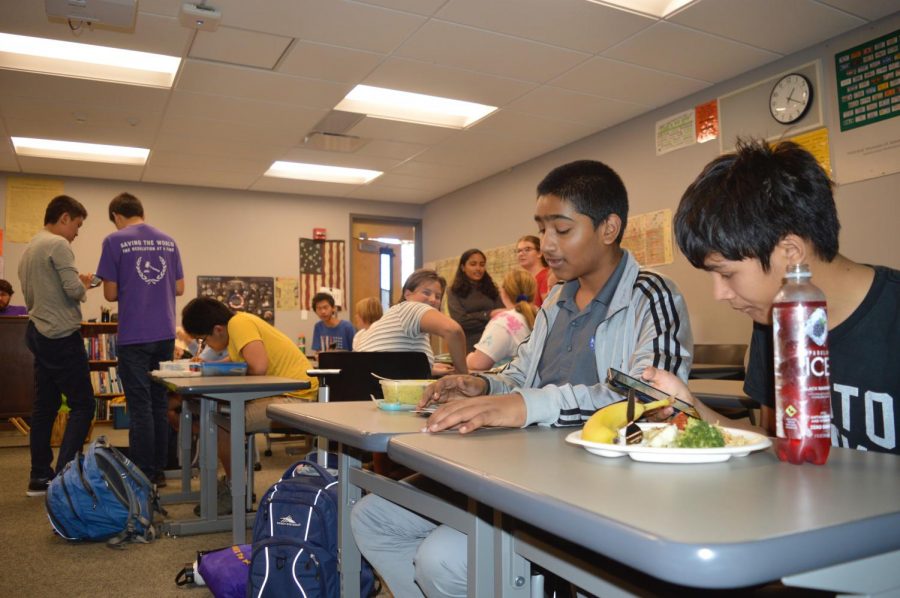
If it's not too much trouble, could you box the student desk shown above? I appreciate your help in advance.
[388,427,900,596]
[154,375,309,543]
[266,401,496,598]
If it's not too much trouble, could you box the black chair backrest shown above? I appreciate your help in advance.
[316,351,431,401]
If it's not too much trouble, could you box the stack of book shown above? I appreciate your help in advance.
[84,333,118,360]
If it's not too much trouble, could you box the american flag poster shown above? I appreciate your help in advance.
[299,239,345,310]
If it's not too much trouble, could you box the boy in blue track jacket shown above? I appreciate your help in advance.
[351,159,694,598]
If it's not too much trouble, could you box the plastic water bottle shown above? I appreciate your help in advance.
[772,264,832,465]
[297,335,306,355]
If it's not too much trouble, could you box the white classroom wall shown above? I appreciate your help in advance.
[422,14,900,345]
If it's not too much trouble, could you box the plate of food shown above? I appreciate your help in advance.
[566,420,771,463]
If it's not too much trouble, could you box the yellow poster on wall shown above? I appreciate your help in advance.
[621,208,674,268]
[275,277,299,310]
[785,127,831,177]
[6,177,64,243]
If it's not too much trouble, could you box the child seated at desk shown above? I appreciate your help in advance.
[351,159,693,598]
[311,291,355,354]
[180,297,318,514]
[643,138,898,455]
[465,269,537,371]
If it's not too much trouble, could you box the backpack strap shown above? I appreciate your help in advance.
[93,445,158,548]
[280,460,337,485]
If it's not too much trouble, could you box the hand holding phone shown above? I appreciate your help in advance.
[90,275,102,288]
[606,368,700,419]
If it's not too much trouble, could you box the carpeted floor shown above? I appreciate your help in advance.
[0,424,329,598]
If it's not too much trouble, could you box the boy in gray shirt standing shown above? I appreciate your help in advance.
[18,195,97,496]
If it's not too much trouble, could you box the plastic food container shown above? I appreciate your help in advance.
[199,362,248,377]
[379,379,431,404]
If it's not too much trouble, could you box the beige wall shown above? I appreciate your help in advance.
[422,15,900,345]
[0,174,422,342]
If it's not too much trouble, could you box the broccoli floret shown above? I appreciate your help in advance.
[676,419,725,448]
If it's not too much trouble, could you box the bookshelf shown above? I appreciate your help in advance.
[81,322,124,422]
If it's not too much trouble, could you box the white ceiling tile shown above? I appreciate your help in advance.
[3,115,161,148]
[816,0,900,21]
[212,0,426,53]
[347,117,456,146]
[176,60,351,109]
[390,159,484,180]
[16,156,143,181]
[413,130,547,168]
[0,153,21,172]
[435,0,655,53]
[0,71,170,113]
[603,22,780,82]
[550,57,710,106]
[363,58,536,106]
[152,131,291,161]
[147,150,273,175]
[353,0,446,17]
[671,0,866,55]
[369,172,446,191]
[354,139,428,161]
[137,0,181,18]
[505,86,647,128]
[470,110,592,147]
[248,176,356,197]
[165,91,327,130]
[157,116,303,149]
[278,42,385,82]
[189,27,293,69]
[141,166,261,189]
[394,20,590,83]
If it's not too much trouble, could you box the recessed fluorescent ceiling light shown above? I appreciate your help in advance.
[335,85,497,129]
[0,33,180,88]
[584,0,694,18]
[12,137,149,165]
[265,161,382,185]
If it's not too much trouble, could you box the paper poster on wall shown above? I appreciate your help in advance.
[621,209,674,268]
[656,109,695,155]
[785,128,832,176]
[835,29,899,132]
[695,99,719,143]
[275,277,299,310]
[6,177,64,243]
[197,275,275,324]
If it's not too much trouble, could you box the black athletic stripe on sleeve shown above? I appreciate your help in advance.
[634,272,683,374]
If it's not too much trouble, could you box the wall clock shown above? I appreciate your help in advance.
[769,73,813,124]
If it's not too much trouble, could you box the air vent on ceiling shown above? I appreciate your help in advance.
[44,0,137,29]
[303,132,368,153]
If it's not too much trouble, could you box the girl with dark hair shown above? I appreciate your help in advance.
[516,234,551,307]
[447,249,504,352]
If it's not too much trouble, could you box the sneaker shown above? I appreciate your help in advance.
[27,477,51,497]
[194,477,232,517]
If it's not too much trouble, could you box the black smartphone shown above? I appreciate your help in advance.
[89,275,102,288]
[606,368,700,419]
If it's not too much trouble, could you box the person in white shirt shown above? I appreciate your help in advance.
[466,269,538,371]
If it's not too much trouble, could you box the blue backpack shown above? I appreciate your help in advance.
[249,460,375,598]
[45,436,161,547]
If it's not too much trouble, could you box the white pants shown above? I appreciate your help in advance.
[351,493,467,598]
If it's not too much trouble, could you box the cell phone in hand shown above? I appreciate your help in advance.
[606,368,700,419]
[89,275,102,288]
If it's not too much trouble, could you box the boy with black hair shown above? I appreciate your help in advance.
[97,192,185,485]
[351,159,693,597]
[0,279,27,316]
[18,195,98,496]
[181,297,318,513]
[311,291,355,353]
[643,138,899,455]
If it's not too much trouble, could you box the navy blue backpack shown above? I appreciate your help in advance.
[45,436,161,547]
[249,460,375,598]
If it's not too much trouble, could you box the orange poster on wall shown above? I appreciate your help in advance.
[695,99,719,143]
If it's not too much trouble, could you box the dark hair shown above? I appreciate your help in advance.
[517,234,548,267]
[536,160,628,243]
[674,138,838,272]
[312,292,335,309]
[0,279,13,295]
[450,249,500,300]
[44,195,87,225]
[109,192,144,221]
[401,269,447,303]
[181,297,234,336]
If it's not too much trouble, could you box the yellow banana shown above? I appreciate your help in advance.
[581,398,671,443]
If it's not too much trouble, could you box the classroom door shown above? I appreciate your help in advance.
[349,217,420,323]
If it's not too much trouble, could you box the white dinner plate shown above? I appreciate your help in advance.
[565,423,771,463]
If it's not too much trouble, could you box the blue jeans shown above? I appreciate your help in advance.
[117,339,174,478]
[24,322,96,478]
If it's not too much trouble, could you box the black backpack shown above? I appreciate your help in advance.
[249,460,375,597]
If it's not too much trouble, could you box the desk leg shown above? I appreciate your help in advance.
[782,548,900,595]
[200,397,218,520]
[495,513,530,597]
[229,397,247,545]
[467,499,495,596]
[338,447,361,598]
[159,398,200,505]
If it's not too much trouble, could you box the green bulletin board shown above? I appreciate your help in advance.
[835,29,900,132]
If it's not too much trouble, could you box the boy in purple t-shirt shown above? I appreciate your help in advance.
[96,193,184,484]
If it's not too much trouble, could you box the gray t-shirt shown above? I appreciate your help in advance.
[538,257,626,387]
[18,229,86,338]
